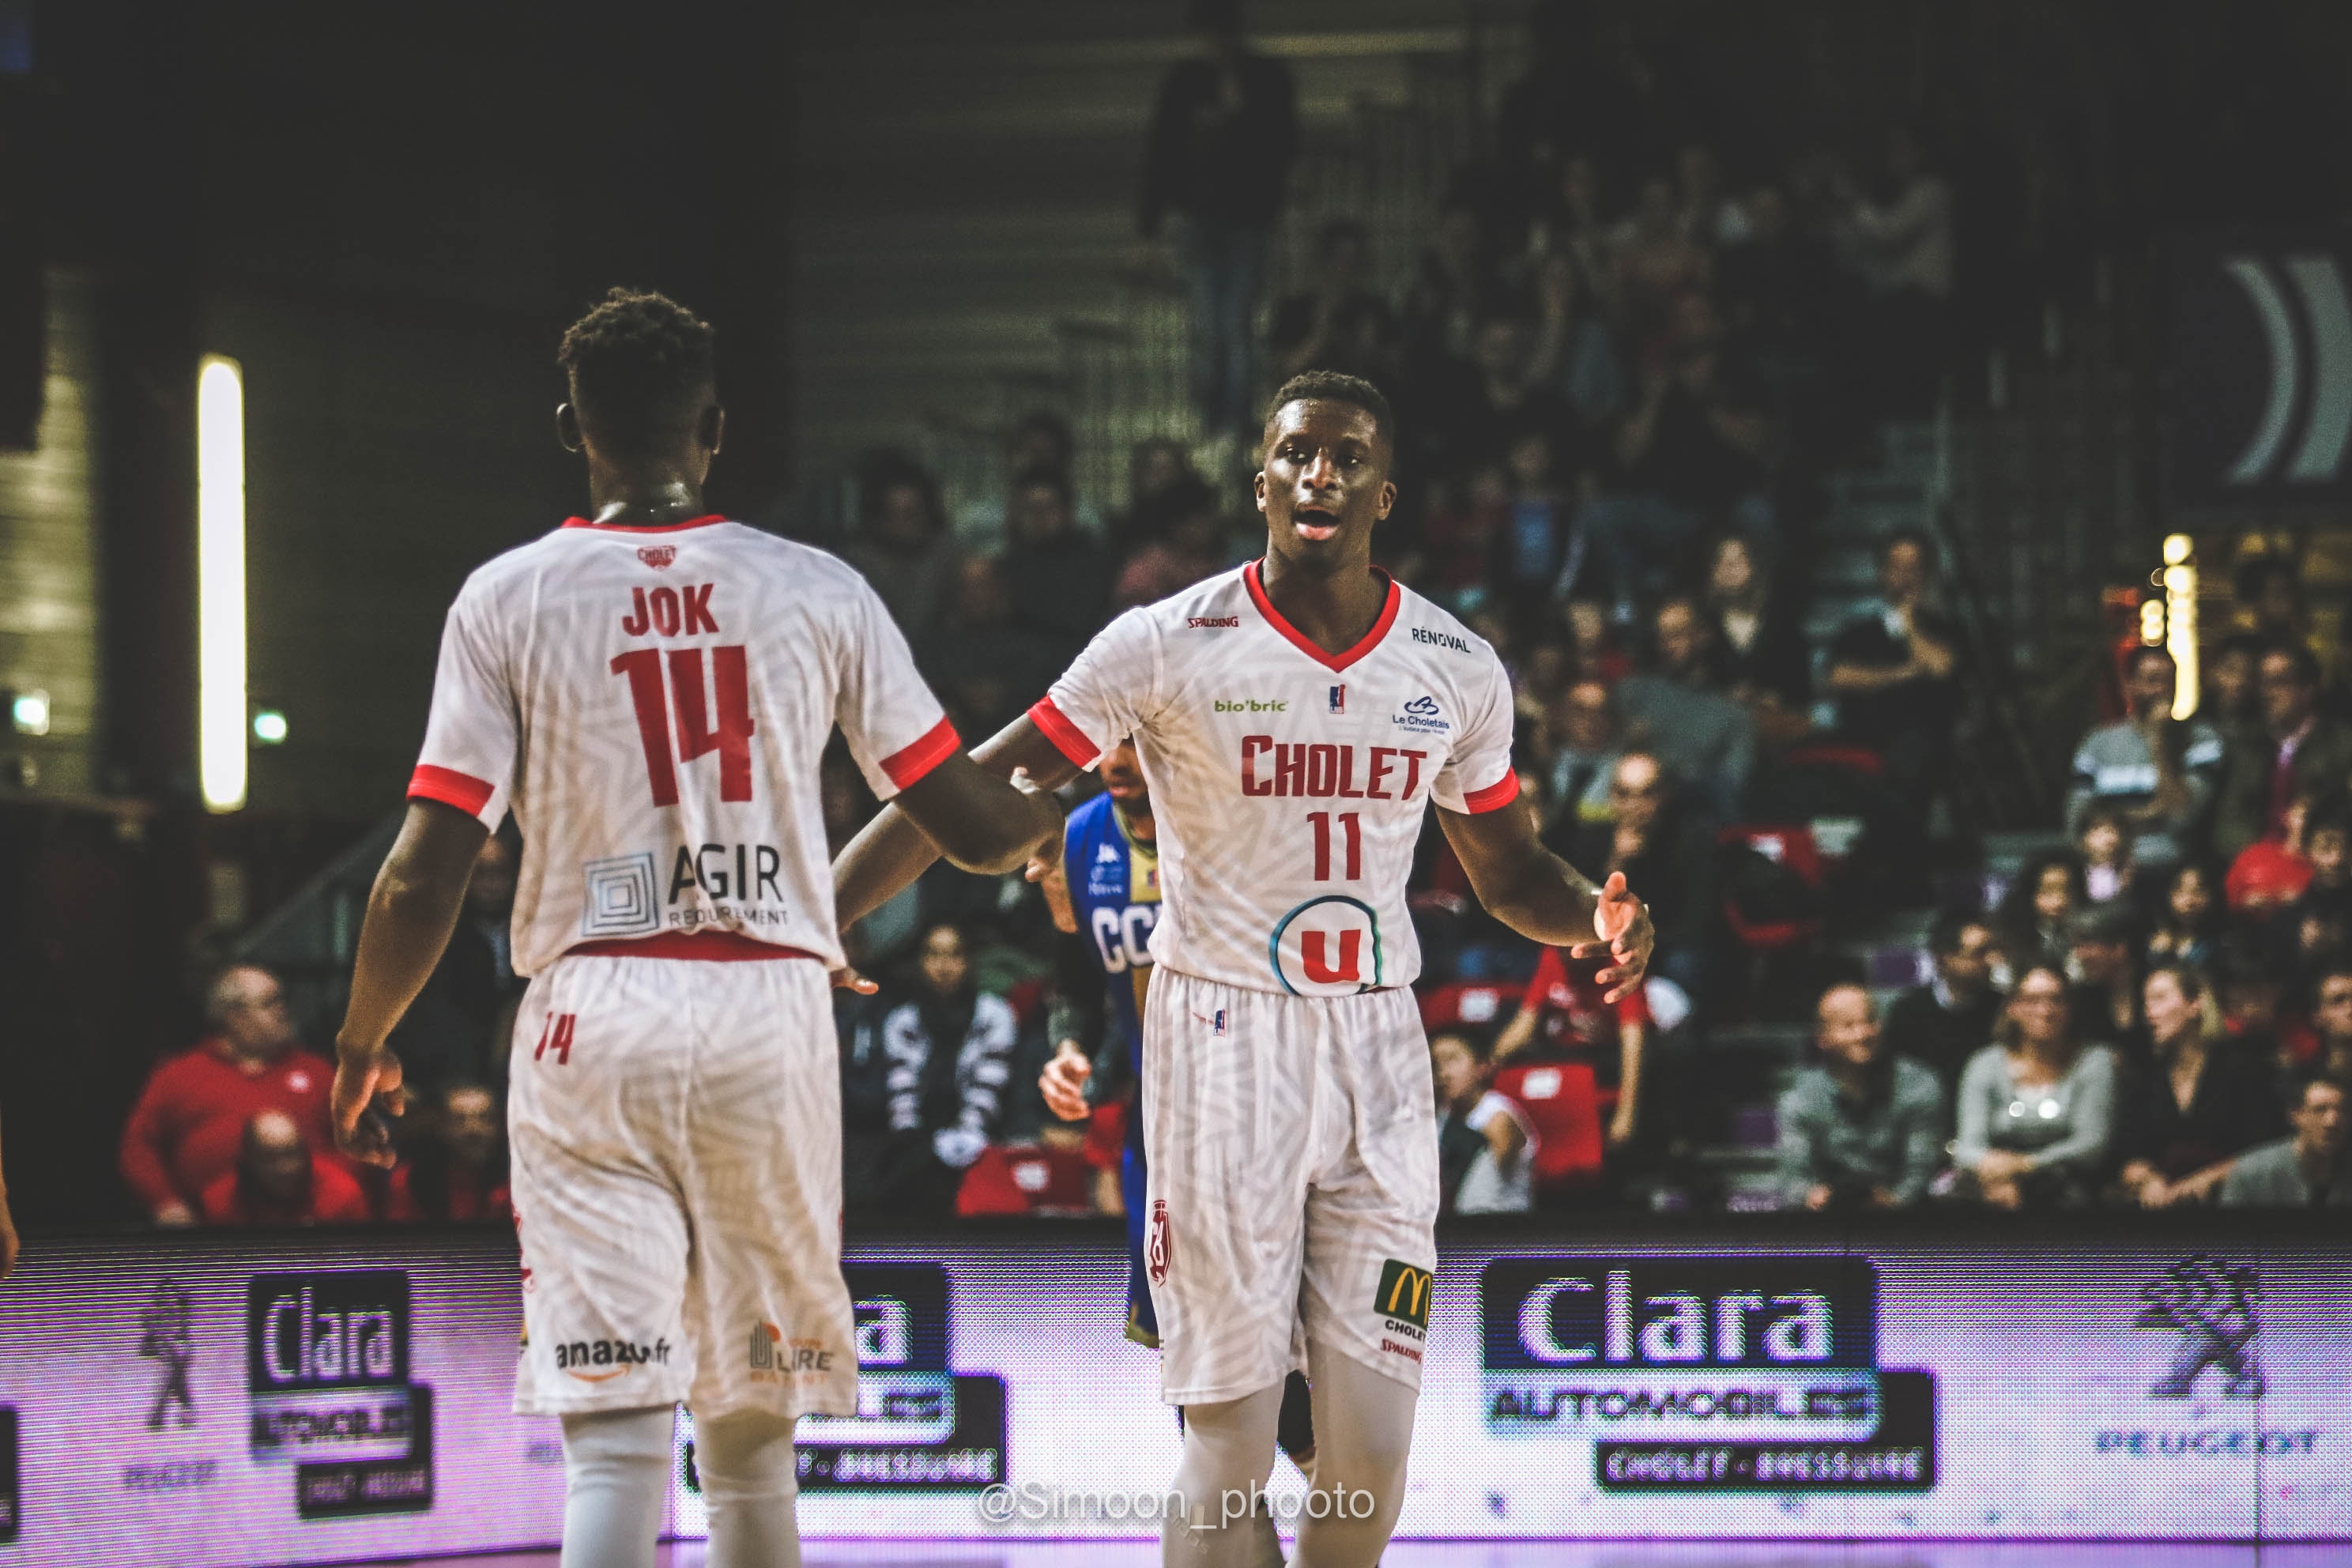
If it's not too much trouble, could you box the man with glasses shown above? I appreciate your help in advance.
[2214,643,2352,858]
[1567,752,1715,1026]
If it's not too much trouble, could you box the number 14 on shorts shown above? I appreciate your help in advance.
[534,1013,577,1065]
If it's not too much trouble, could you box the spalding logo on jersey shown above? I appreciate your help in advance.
[1268,895,1382,995]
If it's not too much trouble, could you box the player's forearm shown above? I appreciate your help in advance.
[336,850,472,1056]
[1479,847,1605,947]
[833,804,944,926]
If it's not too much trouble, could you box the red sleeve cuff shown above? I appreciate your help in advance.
[1027,697,1100,769]
[1461,771,1522,814]
[409,764,496,817]
[879,715,961,790]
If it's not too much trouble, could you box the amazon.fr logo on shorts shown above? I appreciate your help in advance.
[556,1336,672,1382]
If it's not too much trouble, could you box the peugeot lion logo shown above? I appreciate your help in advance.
[2134,1255,2263,1400]
[2220,254,2352,485]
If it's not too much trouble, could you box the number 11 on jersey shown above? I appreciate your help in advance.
[1307,810,1361,880]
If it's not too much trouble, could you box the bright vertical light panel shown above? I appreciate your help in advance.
[198,355,247,812]
[2162,534,2199,720]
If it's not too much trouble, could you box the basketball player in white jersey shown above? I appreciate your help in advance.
[835,370,1652,1566]
[329,289,1061,1568]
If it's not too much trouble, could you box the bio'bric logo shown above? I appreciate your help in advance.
[2135,1255,2263,1400]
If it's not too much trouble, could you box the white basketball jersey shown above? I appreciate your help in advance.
[410,515,957,976]
[1031,562,1519,996]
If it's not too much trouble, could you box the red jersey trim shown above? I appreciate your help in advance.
[879,715,961,791]
[409,764,496,816]
[560,514,730,534]
[570,931,821,962]
[1461,771,1522,814]
[1027,697,1100,768]
[1242,560,1401,673]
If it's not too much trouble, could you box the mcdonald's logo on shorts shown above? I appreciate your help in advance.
[1375,1259,1434,1335]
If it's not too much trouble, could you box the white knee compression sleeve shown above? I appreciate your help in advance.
[695,1411,802,1568]
[1294,1345,1416,1568]
[1163,1381,1285,1568]
[560,1405,675,1568]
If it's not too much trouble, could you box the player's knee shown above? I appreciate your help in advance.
[695,1410,799,1503]
[562,1405,675,1481]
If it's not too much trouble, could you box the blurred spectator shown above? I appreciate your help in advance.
[1702,533,1808,714]
[1675,144,1748,249]
[2202,633,2267,741]
[1615,597,1755,821]
[1566,752,1718,1016]
[1110,436,1199,554]
[2214,642,2352,859]
[1562,597,1631,686]
[1542,677,1623,841]
[1115,476,1232,608]
[1838,126,1954,416]
[1525,249,1625,431]
[121,964,337,1227]
[1400,205,1499,384]
[2075,807,2139,910]
[843,452,959,631]
[2237,556,2314,657]
[1494,427,1584,625]
[919,556,1067,741]
[387,1083,511,1224]
[2000,850,2083,976]
[2218,1071,2350,1208]
[1002,466,1115,660]
[1611,175,1712,326]
[1773,984,1945,1210]
[1420,466,1510,595]
[1491,943,1649,1154]
[2285,801,2352,972]
[1951,963,2120,1208]
[2067,645,2224,872]
[2309,963,2352,1080]
[1431,1027,1536,1214]
[2113,966,2279,1208]
[1139,0,1297,440]
[1268,218,1397,384]
[954,411,1099,556]
[1883,910,2003,1098]
[1589,293,1771,612]
[2225,785,2320,918]
[2066,902,2142,1046]
[841,924,1016,1217]
[1716,183,1839,360]
[199,1110,371,1227]
[388,831,523,1095]
[2145,861,2224,974]
[1824,530,1962,807]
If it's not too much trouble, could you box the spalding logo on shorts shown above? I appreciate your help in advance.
[1147,1199,1172,1286]
[1268,895,1382,996]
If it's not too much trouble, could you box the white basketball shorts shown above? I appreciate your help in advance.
[507,943,858,1423]
[1140,967,1439,1406]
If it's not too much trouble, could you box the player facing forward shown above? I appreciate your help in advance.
[837,370,1652,1566]
[330,288,1061,1568]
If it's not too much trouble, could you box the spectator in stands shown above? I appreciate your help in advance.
[2067,646,2223,874]
[2309,963,2352,1080]
[388,1083,511,1223]
[2065,903,2141,1046]
[121,963,337,1227]
[1702,533,1808,716]
[1400,204,1498,386]
[1951,963,2120,1208]
[1824,529,1962,808]
[199,1110,371,1227]
[954,410,1099,554]
[1615,596,1755,820]
[1998,849,2084,976]
[1494,427,1585,628]
[1116,475,1231,608]
[2225,785,2321,918]
[1139,0,1297,443]
[1838,125,1954,416]
[1561,597,1630,686]
[1110,436,1198,554]
[1525,249,1624,432]
[2075,807,2139,910]
[2214,642,2352,859]
[1883,910,2003,1099]
[1589,292,1771,615]
[1267,217,1397,385]
[843,451,959,631]
[918,556,1066,744]
[2201,632,2264,736]
[2218,1070,2350,1207]
[1774,983,1945,1210]
[1002,466,1115,661]
[2114,966,2279,1208]
[388,831,523,1095]
[2286,801,2352,971]
[1569,751,1717,1020]
[841,923,1017,1217]
[1675,143,1747,249]
[1542,677,1622,843]
[1491,941,1649,1155]
[1611,175,1711,328]
[2145,861,2223,974]
[1431,1027,1536,1214]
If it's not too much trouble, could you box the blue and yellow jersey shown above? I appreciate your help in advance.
[1062,789,1159,1065]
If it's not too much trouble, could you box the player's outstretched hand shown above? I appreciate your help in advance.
[332,1045,407,1168]
[1040,1040,1092,1122]
[1027,844,1077,933]
[1570,871,1654,1004]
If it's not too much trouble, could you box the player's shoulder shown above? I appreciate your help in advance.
[1389,581,1502,672]
[1124,564,1253,635]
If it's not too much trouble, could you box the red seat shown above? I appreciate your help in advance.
[1717,824,1827,952]
[1417,982,1513,1033]
[1493,1061,1604,1187]
[956,1143,1097,1217]
[1783,741,1884,778]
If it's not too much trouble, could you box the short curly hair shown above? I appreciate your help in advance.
[556,287,718,453]
[1263,369,1395,451]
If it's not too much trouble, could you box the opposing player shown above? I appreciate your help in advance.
[329,288,1061,1568]
[837,370,1653,1566]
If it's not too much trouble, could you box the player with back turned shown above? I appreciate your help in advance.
[328,288,1061,1568]
[837,369,1653,1567]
